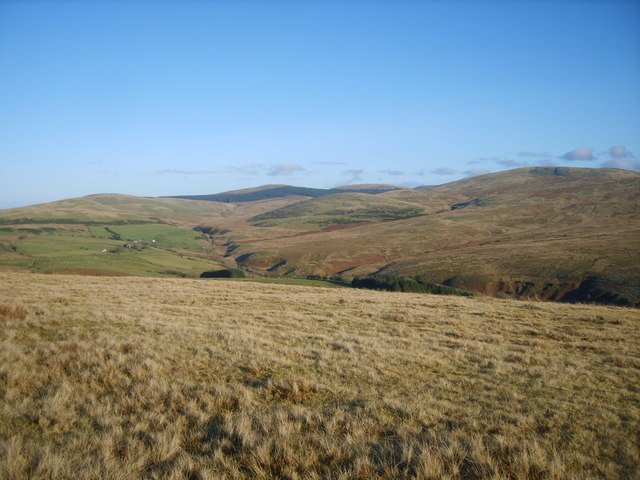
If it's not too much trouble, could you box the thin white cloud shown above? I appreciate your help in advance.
[601,158,640,171]
[433,167,457,175]
[267,163,305,176]
[562,148,595,161]
[315,161,347,166]
[380,169,404,176]
[464,169,490,177]
[609,145,635,159]
[468,157,497,165]
[496,159,522,167]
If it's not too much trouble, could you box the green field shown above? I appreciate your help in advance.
[90,224,204,251]
[15,235,121,255]
[0,258,31,267]
[88,226,114,239]
[0,219,215,278]
[11,233,220,277]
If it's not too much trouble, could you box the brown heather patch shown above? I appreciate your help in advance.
[235,222,371,246]
[244,258,273,269]
[0,304,28,321]
[264,378,319,403]
[320,222,371,232]
[0,272,639,479]
[324,253,387,276]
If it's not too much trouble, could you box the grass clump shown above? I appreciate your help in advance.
[0,304,28,321]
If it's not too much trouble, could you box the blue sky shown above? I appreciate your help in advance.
[1,0,639,208]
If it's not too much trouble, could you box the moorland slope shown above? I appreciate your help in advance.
[0,167,638,305]
[203,167,640,306]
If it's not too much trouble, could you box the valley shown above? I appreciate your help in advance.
[1,167,638,306]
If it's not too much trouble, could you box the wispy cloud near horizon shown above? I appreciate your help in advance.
[341,169,365,184]
[433,167,457,175]
[609,145,635,159]
[562,148,595,161]
[379,169,404,176]
[267,163,305,176]
[496,159,522,167]
[226,163,265,176]
[601,158,640,171]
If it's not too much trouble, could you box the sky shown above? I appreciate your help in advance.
[1,0,639,209]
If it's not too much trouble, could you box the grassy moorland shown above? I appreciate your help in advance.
[249,193,426,229]
[1,272,638,479]
[0,193,299,278]
[220,168,640,305]
[0,167,638,305]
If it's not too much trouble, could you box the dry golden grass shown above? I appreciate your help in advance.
[1,272,639,479]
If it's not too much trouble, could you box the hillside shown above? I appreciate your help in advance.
[210,167,640,306]
[2,272,639,478]
[250,193,426,229]
[0,194,236,226]
[0,167,638,306]
[166,184,401,203]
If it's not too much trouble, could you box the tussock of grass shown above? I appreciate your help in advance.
[1,272,638,479]
[0,304,28,321]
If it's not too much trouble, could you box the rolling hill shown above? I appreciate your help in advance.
[165,184,401,203]
[250,193,426,229]
[0,167,638,306]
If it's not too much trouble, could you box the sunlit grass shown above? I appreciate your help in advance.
[101,224,205,251]
[1,272,638,478]
[7,232,220,277]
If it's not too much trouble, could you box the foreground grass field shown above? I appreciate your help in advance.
[1,273,639,479]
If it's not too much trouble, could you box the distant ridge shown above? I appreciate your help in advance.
[164,184,401,203]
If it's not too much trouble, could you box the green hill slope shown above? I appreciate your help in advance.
[0,194,235,277]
